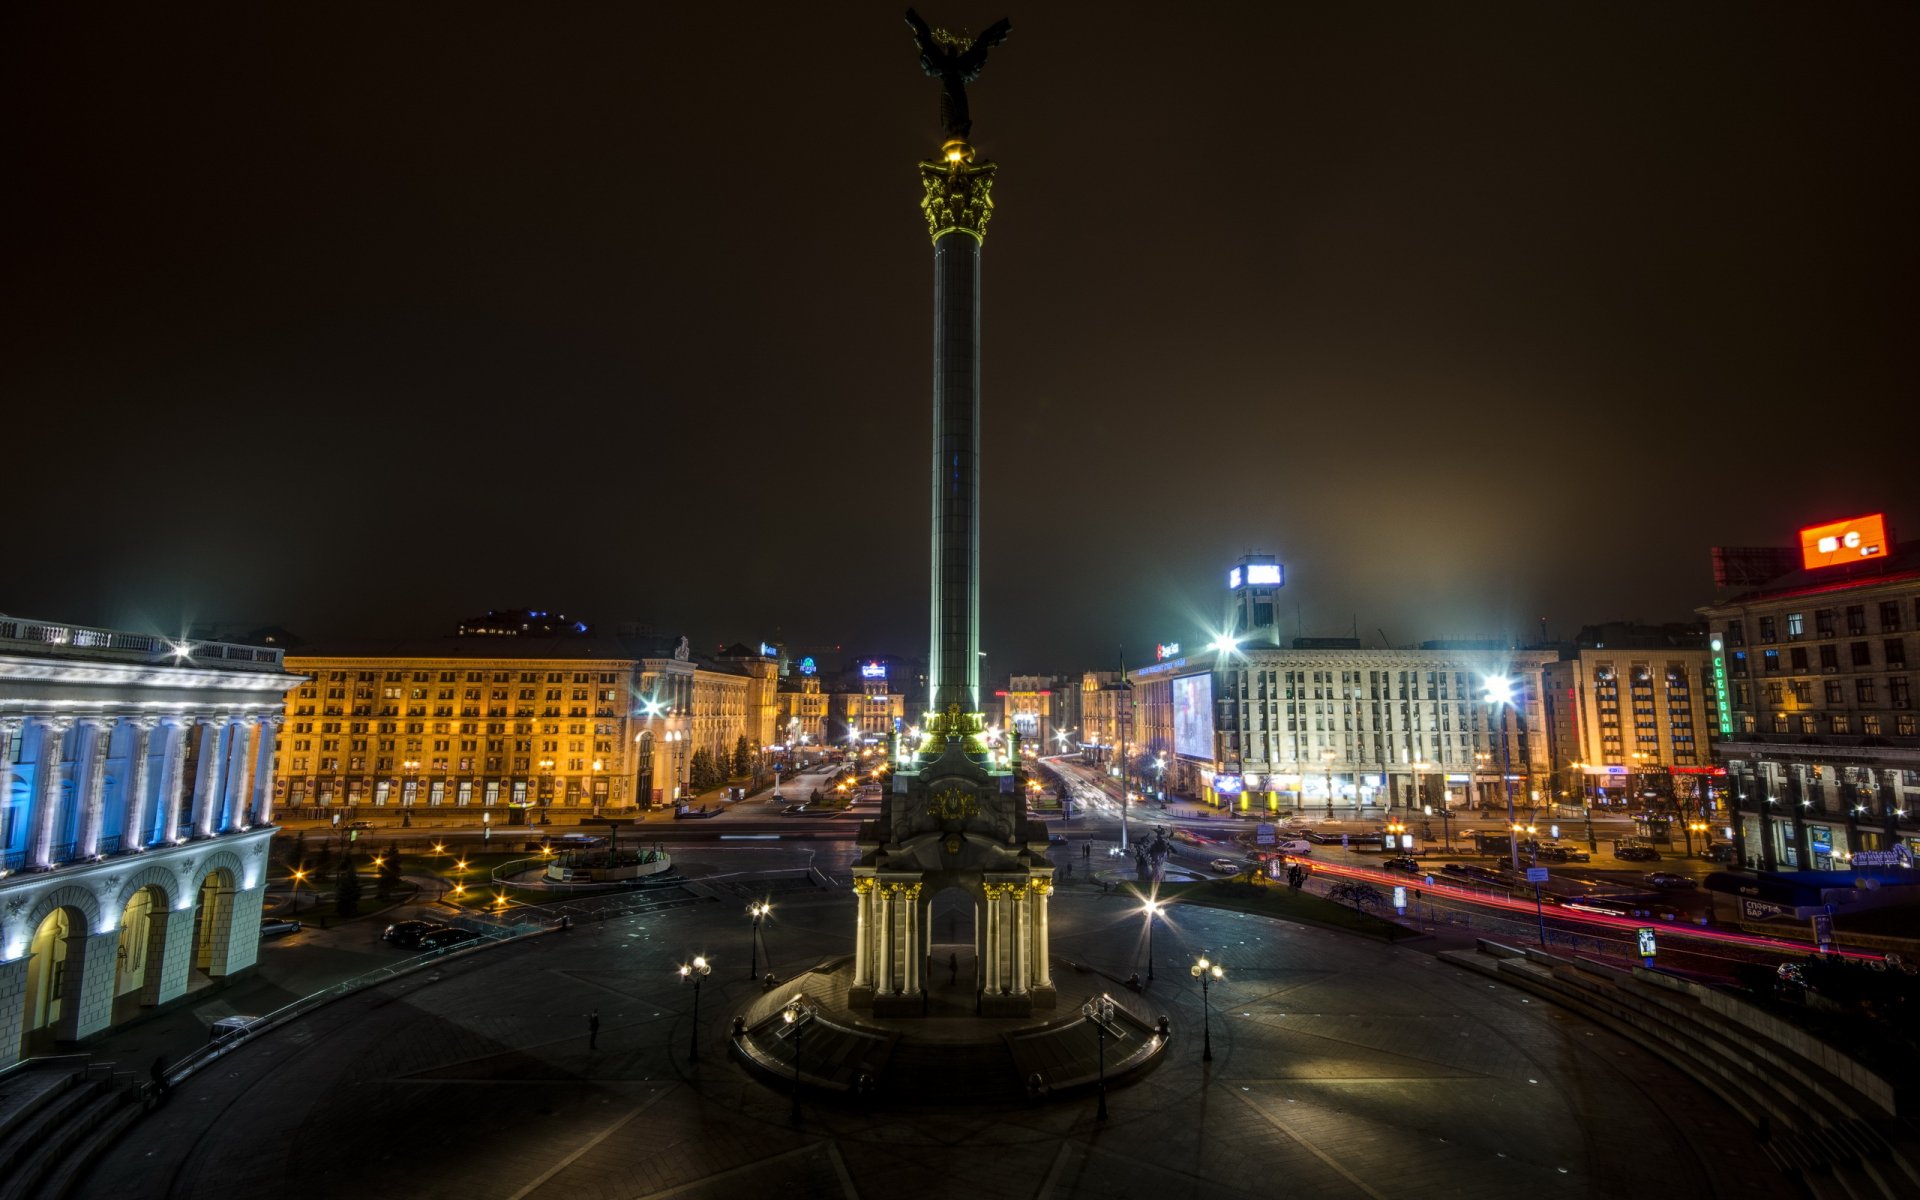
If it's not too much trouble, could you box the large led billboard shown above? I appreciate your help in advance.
[1799,513,1889,570]
[1226,562,1284,589]
[1173,673,1214,759]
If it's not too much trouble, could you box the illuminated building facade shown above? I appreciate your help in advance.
[0,616,301,1067]
[1538,625,1718,809]
[1133,644,1553,815]
[1700,515,1920,870]
[278,636,773,814]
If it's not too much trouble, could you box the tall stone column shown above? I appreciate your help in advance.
[877,885,892,993]
[0,717,20,860]
[153,717,190,845]
[120,717,159,853]
[190,718,228,838]
[1033,881,1053,989]
[221,717,255,832]
[903,884,922,995]
[851,879,873,988]
[919,140,995,717]
[250,717,282,825]
[27,716,73,869]
[72,717,112,859]
[981,885,1001,993]
[1010,884,1028,996]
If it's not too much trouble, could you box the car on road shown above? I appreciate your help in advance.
[780,803,810,816]
[1208,857,1244,874]
[383,919,452,948]
[416,927,481,952]
[1616,845,1661,862]
[1274,839,1312,856]
[1048,833,1069,845]
[344,820,374,831]
[1171,829,1209,847]
[1702,841,1736,863]
[1381,856,1422,873]
[1441,863,1508,886]
[259,919,302,939]
[1644,871,1697,890]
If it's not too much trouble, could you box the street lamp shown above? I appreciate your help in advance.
[677,955,712,1061]
[1141,898,1162,982]
[1322,750,1337,820]
[1154,753,1167,801]
[748,900,772,979]
[1081,993,1118,1120]
[781,995,816,1122]
[1483,676,1521,872]
[1572,761,1599,853]
[538,757,555,823]
[402,759,420,810]
[1191,953,1224,1062]
[289,868,308,915]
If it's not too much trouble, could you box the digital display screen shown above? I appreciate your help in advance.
[860,662,886,679]
[1214,774,1242,795]
[1244,562,1283,586]
[1227,566,1243,589]
[1799,513,1889,570]
[1173,673,1214,759]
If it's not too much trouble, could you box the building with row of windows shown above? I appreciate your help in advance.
[275,636,777,815]
[1701,525,1920,870]
[0,615,301,1067]
[1538,624,1719,809]
[773,665,907,756]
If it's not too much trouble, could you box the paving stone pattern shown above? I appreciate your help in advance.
[77,891,1793,1200]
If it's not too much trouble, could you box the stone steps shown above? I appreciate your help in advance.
[1441,942,1920,1200]
[0,1061,138,1200]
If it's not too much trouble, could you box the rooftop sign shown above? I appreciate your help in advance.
[1799,513,1888,570]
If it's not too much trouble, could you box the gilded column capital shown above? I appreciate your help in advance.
[852,876,876,895]
[1032,881,1053,897]
[919,140,996,244]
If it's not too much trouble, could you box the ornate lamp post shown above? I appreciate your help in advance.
[748,900,772,979]
[1322,750,1337,820]
[1081,993,1117,1120]
[677,955,711,1061]
[782,995,816,1123]
[1191,952,1224,1062]
[1141,898,1162,982]
[289,868,309,915]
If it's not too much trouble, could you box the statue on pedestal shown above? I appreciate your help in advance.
[905,8,1012,138]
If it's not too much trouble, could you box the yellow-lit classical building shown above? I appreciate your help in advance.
[276,635,776,816]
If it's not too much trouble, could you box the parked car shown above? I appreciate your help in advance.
[1645,871,1697,890]
[1381,856,1422,874]
[383,919,452,948]
[1616,845,1661,862]
[1702,841,1736,863]
[343,820,374,831]
[1274,839,1312,856]
[258,919,302,939]
[780,803,810,816]
[1048,833,1070,846]
[1441,863,1508,886]
[1208,857,1244,874]
[416,927,481,952]
[207,1015,263,1045]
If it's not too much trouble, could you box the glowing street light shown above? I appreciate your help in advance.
[289,868,309,915]
[1483,675,1521,871]
[678,955,712,1061]
[1141,898,1163,982]
[1081,993,1118,1120]
[748,900,773,979]
[1191,953,1225,1062]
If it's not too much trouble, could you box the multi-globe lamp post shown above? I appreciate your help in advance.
[1141,898,1162,982]
[747,900,772,979]
[677,955,711,1061]
[782,995,816,1123]
[1192,952,1224,1062]
[1081,993,1117,1120]
[1483,675,1521,871]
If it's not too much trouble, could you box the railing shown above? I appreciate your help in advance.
[0,615,285,671]
[1,849,23,872]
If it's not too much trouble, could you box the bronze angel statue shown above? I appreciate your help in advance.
[905,9,1012,139]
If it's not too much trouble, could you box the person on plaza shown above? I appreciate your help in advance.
[149,1055,171,1100]
[948,951,958,983]
[588,1009,600,1050]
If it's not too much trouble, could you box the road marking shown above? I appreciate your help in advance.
[503,1088,666,1200]
[1034,1141,1075,1199]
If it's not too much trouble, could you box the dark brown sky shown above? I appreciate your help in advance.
[6,3,1916,671]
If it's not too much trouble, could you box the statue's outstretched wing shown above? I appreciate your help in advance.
[904,9,941,60]
[955,17,1011,82]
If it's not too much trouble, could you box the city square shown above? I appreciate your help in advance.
[5,4,1919,1199]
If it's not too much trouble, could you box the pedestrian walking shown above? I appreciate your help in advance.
[149,1055,171,1100]
[588,1009,600,1050]
[948,952,958,984]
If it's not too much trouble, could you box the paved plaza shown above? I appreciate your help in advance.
[80,888,1790,1200]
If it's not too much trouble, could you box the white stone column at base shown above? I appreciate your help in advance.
[1035,887,1052,988]
[851,884,871,988]
[878,888,894,994]
[0,958,28,1070]
[221,719,254,832]
[153,719,189,844]
[1011,890,1028,996]
[0,719,21,850]
[54,929,121,1043]
[983,893,999,994]
[904,892,920,995]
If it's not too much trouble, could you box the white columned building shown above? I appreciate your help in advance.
[0,615,303,1069]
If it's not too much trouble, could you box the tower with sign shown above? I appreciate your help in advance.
[1227,554,1286,647]
[846,13,1054,1018]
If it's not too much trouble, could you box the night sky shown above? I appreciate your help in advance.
[7,3,1916,672]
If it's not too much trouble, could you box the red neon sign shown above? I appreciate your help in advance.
[1799,513,1889,570]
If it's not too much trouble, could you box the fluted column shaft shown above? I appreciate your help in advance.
[250,719,281,825]
[121,718,159,851]
[153,718,190,844]
[190,719,227,838]
[72,717,112,859]
[28,717,73,869]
